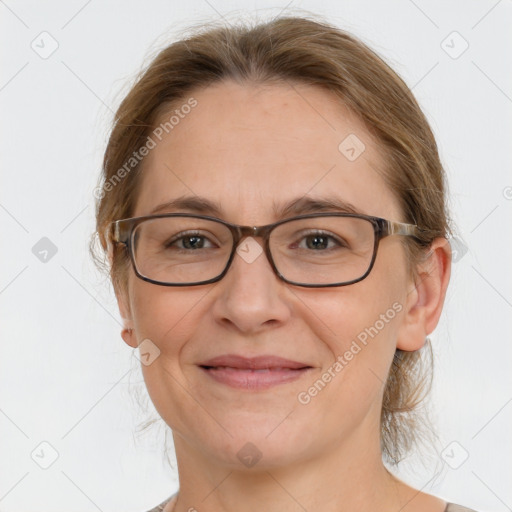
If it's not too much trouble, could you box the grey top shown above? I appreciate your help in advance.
[145,494,479,512]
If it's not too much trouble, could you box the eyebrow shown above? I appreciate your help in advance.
[148,194,363,219]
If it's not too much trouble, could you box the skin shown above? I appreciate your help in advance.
[115,80,451,512]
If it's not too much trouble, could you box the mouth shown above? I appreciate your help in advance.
[198,354,313,390]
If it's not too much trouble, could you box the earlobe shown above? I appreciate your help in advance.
[121,327,138,348]
[114,284,138,348]
[396,237,452,351]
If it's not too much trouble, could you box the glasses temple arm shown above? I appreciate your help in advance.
[385,220,427,238]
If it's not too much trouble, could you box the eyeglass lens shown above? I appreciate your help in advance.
[131,216,375,286]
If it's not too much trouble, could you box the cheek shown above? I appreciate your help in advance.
[296,280,403,357]
[128,283,213,429]
[289,294,403,451]
[293,250,407,390]
[129,282,209,396]
[130,281,207,344]
[294,286,404,428]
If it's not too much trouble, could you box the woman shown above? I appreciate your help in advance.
[91,14,477,512]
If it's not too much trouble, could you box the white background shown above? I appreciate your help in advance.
[1,1,511,511]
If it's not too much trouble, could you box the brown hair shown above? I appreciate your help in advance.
[90,14,452,465]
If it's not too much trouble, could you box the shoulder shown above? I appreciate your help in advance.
[143,495,481,512]
[445,503,480,512]
[144,493,177,512]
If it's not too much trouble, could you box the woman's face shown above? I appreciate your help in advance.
[119,81,418,468]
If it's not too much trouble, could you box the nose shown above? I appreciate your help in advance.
[210,236,291,334]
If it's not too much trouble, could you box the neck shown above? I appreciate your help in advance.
[170,418,406,512]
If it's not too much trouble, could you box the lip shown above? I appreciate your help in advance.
[198,354,313,391]
[199,354,310,370]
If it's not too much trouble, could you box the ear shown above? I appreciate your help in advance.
[396,237,452,351]
[114,283,138,349]
[107,234,138,349]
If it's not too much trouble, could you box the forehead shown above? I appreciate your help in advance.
[133,81,401,223]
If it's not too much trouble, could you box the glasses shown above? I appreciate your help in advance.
[108,213,423,288]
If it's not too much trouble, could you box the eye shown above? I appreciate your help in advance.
[295,231,347,251]
[166,231,217,250]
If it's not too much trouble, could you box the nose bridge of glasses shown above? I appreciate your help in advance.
[233,224,271,246]
[229,224,276,274]
[228,224,280,285]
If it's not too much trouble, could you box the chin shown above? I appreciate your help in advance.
[198,417,315,471]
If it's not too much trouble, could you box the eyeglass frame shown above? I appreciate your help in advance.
[108,212,425,288]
